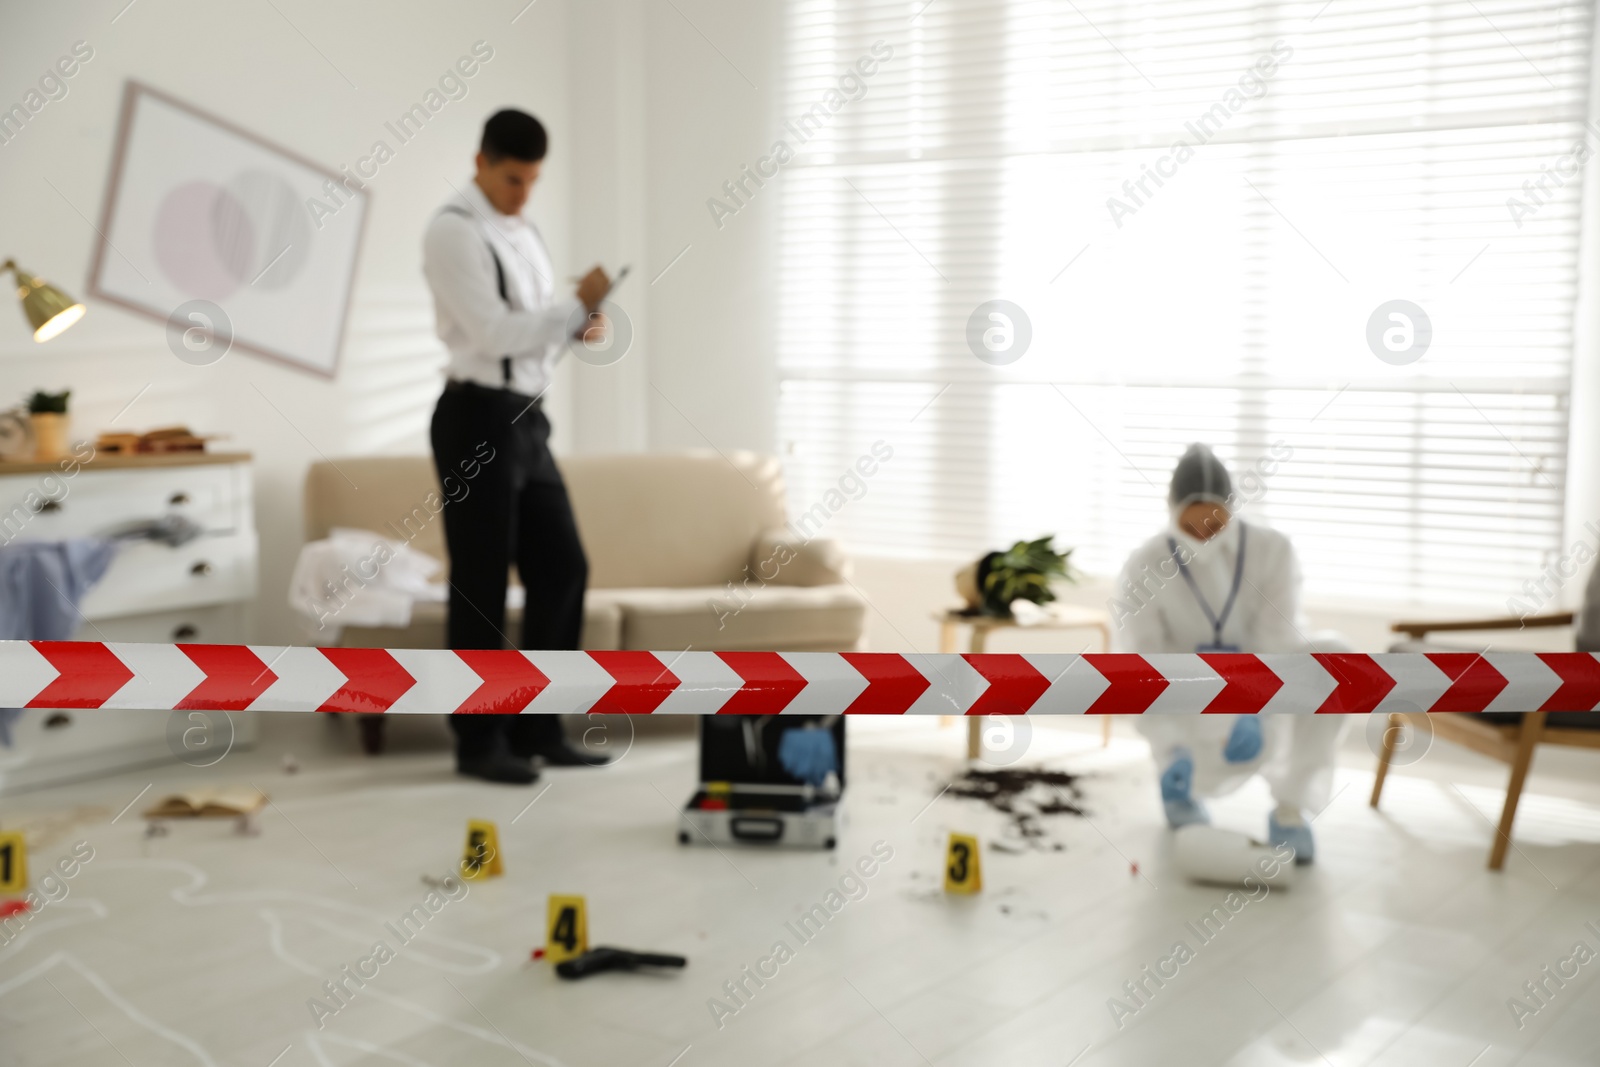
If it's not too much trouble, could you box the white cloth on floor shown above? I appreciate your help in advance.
[1113,517,1350,813]
[288,527,446,640]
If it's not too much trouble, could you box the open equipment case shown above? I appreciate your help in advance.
[679,716,845,850]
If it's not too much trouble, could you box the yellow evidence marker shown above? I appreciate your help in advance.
[545,895,589,963]
[0,830,26,894]
[943,832,982,894]
[460,820,504,881]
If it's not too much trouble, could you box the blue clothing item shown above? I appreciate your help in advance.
[778,726,838,786]
[1159,749,1210,828]
[0,539,118,640]
[1268,811,1315,865]
[0,538,118,747]
[1224,716,1264,763]
[105,514,203,548]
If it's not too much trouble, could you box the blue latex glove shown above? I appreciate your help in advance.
[1223,717,1264,764]
[778,726,838,786]
[1159,749,1209,829]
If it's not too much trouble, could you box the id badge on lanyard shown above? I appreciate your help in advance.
[1169,523,1248,655]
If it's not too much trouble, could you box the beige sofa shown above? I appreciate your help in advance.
[303,451,867,654]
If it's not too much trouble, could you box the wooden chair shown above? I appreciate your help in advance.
[1370,611,1600,870]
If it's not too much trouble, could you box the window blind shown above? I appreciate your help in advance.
[775,0,1592,608]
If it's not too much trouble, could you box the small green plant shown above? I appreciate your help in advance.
[27,390,69,414]
[980,535,1077,615]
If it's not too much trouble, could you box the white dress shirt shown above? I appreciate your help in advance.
[422,179,583,396]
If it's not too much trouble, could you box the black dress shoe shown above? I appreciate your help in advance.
[457,750,540,784]
[533,740,612,768]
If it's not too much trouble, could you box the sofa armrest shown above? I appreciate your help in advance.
[751,529,852,587]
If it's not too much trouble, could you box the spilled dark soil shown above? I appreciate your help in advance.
[943,766,1087,850]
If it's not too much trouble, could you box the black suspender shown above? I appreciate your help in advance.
[440,205,514,386]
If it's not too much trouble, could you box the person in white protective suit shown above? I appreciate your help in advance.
[1110,444,1348,864]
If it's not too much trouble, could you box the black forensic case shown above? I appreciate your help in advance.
[678,716,845,850]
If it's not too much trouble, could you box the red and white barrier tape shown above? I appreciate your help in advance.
[3,642,1599,715]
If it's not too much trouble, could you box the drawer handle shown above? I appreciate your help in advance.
[169,492,191,505]
[36,499,62,514]
[190,561,214,577]
[173,624,199,640]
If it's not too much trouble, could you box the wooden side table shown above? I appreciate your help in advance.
[935,604,1114,758]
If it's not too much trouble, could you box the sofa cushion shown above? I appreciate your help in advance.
[306,451,792,592]
[749,530,851,587]
[337,585,862,652]
[561,452,787,589]
[305,456,449,566]
[340,597,623,652]
[608,584,866,651]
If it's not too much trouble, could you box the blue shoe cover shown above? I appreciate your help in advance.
[1268,811,1315,865]
[1224,717,1264,763]
[1159,751,1210,829]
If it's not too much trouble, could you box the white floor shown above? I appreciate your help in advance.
[2,714,1599,1067]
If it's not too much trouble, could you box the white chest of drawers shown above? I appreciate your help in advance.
[0,452,259,794]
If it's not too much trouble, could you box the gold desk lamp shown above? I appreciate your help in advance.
[3,258,86,342]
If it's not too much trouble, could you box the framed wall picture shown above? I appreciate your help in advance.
[87,80,370,378]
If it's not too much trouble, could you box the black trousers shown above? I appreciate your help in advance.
[431,382,589,759]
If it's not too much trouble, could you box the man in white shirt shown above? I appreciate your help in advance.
[1112,444,1348,863]
[422,109,611,784]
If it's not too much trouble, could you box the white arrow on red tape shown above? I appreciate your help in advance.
[2,642,1600,715]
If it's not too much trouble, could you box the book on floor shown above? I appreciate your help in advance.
[144,787,268,819]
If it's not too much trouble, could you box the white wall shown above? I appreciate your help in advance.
[0,0,577,644]
[634,0,784,457]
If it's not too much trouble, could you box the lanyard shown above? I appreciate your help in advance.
[1168,522,1248,649]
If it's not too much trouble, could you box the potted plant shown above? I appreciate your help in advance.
[28,390,70,461]
[955,535,1078,617]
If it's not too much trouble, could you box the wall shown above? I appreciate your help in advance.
[636,0,784,457]
[0,0,576,644]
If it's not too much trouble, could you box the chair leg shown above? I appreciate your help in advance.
[1370,712,1402,808]
[358,715,387,756]
[1488,712,1545,871]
